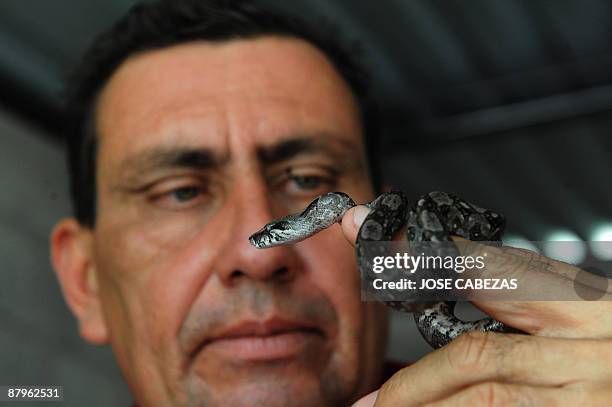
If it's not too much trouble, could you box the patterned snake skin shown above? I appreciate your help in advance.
[249,190,520,348]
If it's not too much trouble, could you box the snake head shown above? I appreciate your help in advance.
[248,220,293,248]
[248,191,357,249]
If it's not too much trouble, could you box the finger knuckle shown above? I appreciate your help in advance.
[501,246,539,260]
[447,331,498,371]
[500,334,536,370]
[483,247,525,279]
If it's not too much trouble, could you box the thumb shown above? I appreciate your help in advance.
[351,390,379,407]
[341,205,371,246]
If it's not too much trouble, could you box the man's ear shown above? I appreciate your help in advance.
[50,218,109,345]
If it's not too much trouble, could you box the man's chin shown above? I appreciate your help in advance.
[184,366,341,407]
[183,340,347,407]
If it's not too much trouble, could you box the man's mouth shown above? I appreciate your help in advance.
[191,318,325,362]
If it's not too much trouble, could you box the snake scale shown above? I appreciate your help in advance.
[249,190,520,348]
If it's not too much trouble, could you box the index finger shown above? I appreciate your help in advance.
[453,239,612,337]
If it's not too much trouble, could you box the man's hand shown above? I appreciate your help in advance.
[359,331,612,406]
[343,206,612,406]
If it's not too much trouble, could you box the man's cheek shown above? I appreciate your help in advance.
[324,246,359,296]
[93,221,195,343]
[302,235,361,316]
[99,212,203,262]
[93,228,201,401]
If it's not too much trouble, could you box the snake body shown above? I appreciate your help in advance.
[249,190,519,348]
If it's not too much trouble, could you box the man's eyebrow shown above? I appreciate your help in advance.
[118,147,224,177]
[256,136,353,165]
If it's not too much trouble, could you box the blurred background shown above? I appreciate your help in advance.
[1,0,611,405]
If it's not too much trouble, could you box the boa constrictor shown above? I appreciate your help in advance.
[249,190,520,348]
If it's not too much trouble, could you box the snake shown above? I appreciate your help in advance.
[248,190,521,348]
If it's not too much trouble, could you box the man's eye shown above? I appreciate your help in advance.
[171,186,201,202]
[270,166,338,199]
[291,175,324,190]
[149,184,207,210]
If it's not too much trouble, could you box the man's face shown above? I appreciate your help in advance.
[89,37,387,406]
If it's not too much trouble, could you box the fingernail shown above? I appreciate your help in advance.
[353,205,370,228]
[351,390,379,407]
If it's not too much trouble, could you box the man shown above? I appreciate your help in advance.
[51,1,612,406]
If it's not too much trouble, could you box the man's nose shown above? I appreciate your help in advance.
[214,187,302,286]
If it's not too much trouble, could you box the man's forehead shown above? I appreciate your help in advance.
[97,36,356,116]
[95,36,362,173]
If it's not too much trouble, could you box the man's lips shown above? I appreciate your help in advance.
[189,318,325,362]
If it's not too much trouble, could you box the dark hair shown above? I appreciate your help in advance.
[64,0,381,226]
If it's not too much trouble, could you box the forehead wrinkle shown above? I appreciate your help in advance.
[116,146,228,180]
[255,135,360,166]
